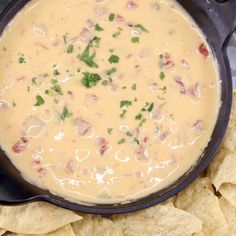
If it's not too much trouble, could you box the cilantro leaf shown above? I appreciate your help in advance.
[81,72,101,88]
[34,95,44,106]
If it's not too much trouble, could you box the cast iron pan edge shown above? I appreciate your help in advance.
[0,0,235,214]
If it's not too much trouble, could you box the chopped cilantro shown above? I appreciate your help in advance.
[12,101,16,107]
[107,128,113,135]
[44,73,49,77]
[159,54,163,59]
[102,80,108,86]
[120,110,127,119]
[126,131,133,137]
[109,55,120,64]
[78,37,99,68]
[67,44,74,53]
[81,72,101,88]
[95,23,104,31]
[134,137,140,145]
[118,138,126,145]
[18,56,26,64]
[147,103,154,112]
[139,118,147,127]
[135,113,143,120]
[159,72,165,81]
[31,77,38,84]
[132,84,137,90]
[34,95,44,106]
[53,69,60,76]
[131,37,140,43]
[61,107,73,120]
[135,24,149,33]
[51,79,58,85]
[120,100,132,108]
[106,67,117,75]
[109,13,115,22]
[27,86,30,92]
[53,84,63,95]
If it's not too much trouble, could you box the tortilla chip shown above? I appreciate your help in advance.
[14,224,75,236]
[219,197,236,236]
[0,202,81,234]
[219,183,236,208]
[112,204,202,236]
[175,177,228,235]
[0,229,6,235]
[207,153,236,190]
[72,214,122,236]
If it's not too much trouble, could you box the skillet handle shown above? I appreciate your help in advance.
[213,0,236,48]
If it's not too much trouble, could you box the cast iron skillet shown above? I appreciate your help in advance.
[0,0,235,215]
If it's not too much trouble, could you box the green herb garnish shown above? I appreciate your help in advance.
[67,44,74,53]
[126,131,133,137]
[61,107,73,120]
[120,100,132,108]
[78,37,99,68]
[81,72,101,88]
[109,13,115,21]
[53,69,60,76]
[132,84,137,90]
[19,56,26,64]
[34,95,44,106]
[95,23,104,31]
[109,55,120,64]
[147,103,154,112]
[135,24,149,33]
[106,67,117,75]
[135,113,143,121]
[118,138,126,145]
[131,37,140,43]
[159,72,165,81]
[107,128,113,135]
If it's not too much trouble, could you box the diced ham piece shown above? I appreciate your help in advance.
[174,76,186,94]
[198,43,209,58]
[12,141,26,154]
[116,15,125,23]
[127,1,138,9]
[97,137,110,156]
[193,120,204,131]
[135,145,149,161]
[94,7,107,16]
[160,52,175,69]
[79,28,92,44]
[86,19,95,29]
[66,159,78,173]
[76,118,92,136]
[188,83,200,98]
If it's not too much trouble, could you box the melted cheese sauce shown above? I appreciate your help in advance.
[0,0,220,204]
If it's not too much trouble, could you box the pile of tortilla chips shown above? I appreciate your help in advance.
[0,92,236,236]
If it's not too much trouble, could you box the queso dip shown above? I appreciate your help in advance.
[0,0,220,204]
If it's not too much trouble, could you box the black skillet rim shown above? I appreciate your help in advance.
[0,0,233,214]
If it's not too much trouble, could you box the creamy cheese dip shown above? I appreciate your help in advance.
[0,0,220,204]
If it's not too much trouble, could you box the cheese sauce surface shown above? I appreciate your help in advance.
[0,0,220,204]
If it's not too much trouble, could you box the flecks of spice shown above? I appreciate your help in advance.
[34,95,44,106]
[147,103,154,112]
[61,107,73,121]
[126,131,133,137]
[120,110,127,119]
[112,27,122,38]
[31,77,38,84]
[81,72,101,88]
[63,35,68,44]
[109,55,120,64]
[12,101,16,107]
